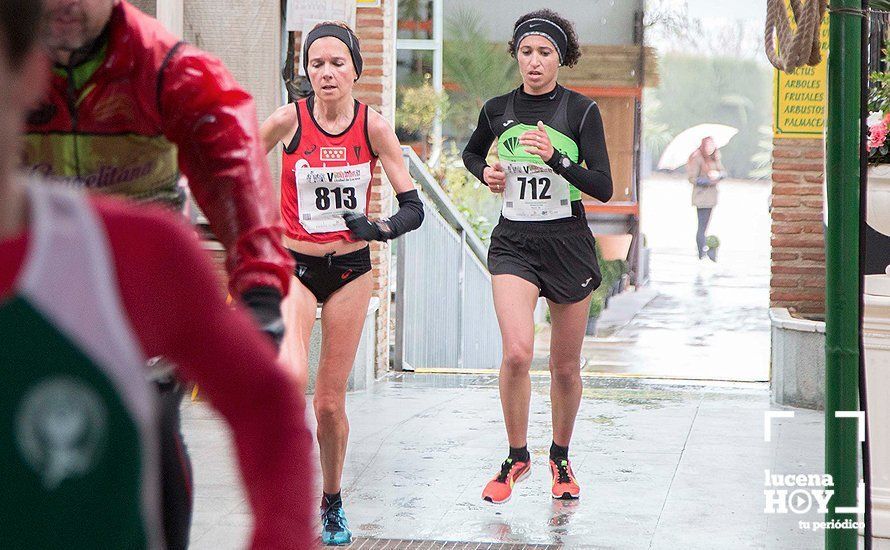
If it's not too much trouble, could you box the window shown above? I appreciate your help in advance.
[396,0,443,158]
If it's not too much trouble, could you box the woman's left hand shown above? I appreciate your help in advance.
[519,121,555,162]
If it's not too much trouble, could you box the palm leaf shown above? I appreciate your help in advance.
[443,7,517,101]
[443,7,518,135]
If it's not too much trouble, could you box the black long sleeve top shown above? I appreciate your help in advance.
[462,84,614,208]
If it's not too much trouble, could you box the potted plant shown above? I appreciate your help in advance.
[587,294,604,335]
[594,233,634,261]
[586,244,628,336]
[395,79,449,161]
[705,235,720,262]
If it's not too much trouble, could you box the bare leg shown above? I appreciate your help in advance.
[491,274,541,448]
[314,273,373,494]
[547,294,592,447]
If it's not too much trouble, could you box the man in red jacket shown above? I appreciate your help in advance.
[28,0,293,318]
[26,1,297,546]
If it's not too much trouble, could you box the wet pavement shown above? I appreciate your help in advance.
[535,176,772,382]
[185,374,824,549]
[184,176,819,548]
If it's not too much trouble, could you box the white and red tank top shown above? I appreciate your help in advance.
[280,97,378,243]
[0,183,161,549]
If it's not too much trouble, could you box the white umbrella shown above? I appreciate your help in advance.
[657,123,739,171]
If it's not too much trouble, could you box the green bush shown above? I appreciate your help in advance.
[396,80,449,138]
[429,143,500,241]
[589,243,628,319]
[443,7,519,142]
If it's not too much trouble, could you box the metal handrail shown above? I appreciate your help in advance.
[394,147,501,372]
[401,146,488,263]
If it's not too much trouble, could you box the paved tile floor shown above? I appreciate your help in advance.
[185,177,826,549]
[185,374,824,549]
[533,177,772,383]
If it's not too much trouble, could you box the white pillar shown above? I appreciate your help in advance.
[863,272,890,547]
[155,0,183,38]
[429,0,444,165]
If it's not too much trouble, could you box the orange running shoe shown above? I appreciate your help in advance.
[550,458,581,500]
[481,457,531,504]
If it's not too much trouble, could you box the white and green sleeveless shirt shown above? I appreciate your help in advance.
[0,184,162,549]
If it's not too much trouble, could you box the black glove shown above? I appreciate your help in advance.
[344,211,388,241]
[241,286,285,349]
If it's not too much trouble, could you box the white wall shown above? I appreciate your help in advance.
[183,2,281,124]
[123,1,282,183]
[183,2,282,184]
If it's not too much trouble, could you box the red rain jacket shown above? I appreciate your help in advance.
[24,1,293,297]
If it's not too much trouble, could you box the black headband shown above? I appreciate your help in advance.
[302,24,363,81]
[512,18,568,66]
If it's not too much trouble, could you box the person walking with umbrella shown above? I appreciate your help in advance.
[657,124,735,261]
[687,136,725,260]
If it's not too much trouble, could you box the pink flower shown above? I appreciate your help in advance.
[868,116,889,151]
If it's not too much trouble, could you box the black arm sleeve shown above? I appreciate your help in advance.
[545,101,613,203]
[462,106,496,185]
[383,189,424,240]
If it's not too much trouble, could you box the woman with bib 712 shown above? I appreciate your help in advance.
[462,9,613,504]
[260,21,423,546]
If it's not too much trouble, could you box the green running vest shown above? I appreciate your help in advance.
[495,89,582,203]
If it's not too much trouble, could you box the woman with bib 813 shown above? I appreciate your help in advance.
[260,21,423,546]
[462,9,613,504]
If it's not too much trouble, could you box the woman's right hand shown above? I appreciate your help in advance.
[484,162,506,193]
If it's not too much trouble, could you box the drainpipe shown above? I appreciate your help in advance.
[825,1,863,548]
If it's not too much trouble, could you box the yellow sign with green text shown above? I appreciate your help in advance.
[773,10,829,139]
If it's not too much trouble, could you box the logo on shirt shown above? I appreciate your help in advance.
[16,377,108,490]
[503,119,514,127]
[581,277,593,288]
[354,145,362,158]
[303,144,318,156]
[30,161,157,189]
[503,136,520,156]
[320,147,347,162]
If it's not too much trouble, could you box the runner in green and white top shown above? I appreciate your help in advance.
[495,90,583,220]
[462,8,614,505]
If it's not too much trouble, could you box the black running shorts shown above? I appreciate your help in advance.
[288,246,372,303]
[488,217,602,304]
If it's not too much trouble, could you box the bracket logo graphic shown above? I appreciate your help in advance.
[763,411,866,530]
